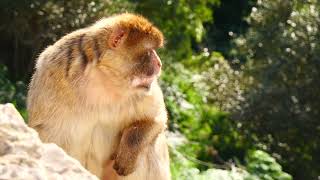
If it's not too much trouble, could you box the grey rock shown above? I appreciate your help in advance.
[0,103,98,180]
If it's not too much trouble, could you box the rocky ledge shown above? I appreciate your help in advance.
[0,103,98,180]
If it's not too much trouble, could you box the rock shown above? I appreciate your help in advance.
[0,103,98,180]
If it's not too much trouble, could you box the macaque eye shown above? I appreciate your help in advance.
[138,50,151,62]
[146,50,152,58]
[146,50,151,56]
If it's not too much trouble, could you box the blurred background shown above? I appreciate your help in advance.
[0,0,319,179]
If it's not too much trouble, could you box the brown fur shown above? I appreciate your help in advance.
[113,120,163,176]
[27,13,170,180]
[115,13,164,48]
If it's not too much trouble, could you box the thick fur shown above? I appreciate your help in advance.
[27,13,170,180]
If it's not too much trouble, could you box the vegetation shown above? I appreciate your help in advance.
[1,0,319,179]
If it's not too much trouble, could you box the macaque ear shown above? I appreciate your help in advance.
[109,27,127,49]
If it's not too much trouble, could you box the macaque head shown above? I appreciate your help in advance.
[97,13,164,92]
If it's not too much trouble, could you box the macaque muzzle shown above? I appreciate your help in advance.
[131,50,162,89]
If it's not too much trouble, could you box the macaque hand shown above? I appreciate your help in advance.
[113,148,138,176]
[112,120,162,176]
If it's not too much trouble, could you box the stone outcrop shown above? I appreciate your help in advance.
[0,103,98,180]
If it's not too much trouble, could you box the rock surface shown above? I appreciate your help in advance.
[0,103,98,180]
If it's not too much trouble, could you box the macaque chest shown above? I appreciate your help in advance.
[69,104,141,164]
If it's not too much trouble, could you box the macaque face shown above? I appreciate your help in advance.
[99,29,163,92]
[129,46,162,89]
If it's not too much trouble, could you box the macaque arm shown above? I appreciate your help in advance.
[113,120,164,176]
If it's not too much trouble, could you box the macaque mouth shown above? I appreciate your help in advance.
[137,84,151,89]
[132,75,155,89]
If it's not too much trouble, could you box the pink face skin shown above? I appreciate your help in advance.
[131,49,162,89]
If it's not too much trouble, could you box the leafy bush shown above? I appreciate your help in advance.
[134,0,220,58]
[0,0,134,79]
[161,53,252,169]
[168,131,249,180]
[0,65,27,119]
[231,0,320,178]
[168,132,291,180]
[184,51,251,111]
[245,150,292,180]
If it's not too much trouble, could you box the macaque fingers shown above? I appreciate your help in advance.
[113,120,163,176]
[102,160,118,180]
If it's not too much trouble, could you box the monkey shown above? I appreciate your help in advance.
[27,13,170,180]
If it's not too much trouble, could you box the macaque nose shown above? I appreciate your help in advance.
[151,50,162,71]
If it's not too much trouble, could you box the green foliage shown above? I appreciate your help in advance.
[245,150,292,180]
[185,51,251,111]
[161,54,252,170]
[231,0,320,178]
[171,155,249,180]
[169,132,250,180]
[204,0,255,55]
[0,65,27,119]
[169,134,290,180]
[0,0,134,79]
[134,0,219,58]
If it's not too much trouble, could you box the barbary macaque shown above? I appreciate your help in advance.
[27,13,170,180]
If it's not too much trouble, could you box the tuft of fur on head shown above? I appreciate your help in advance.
[117,13,163,47]
[95,13,164,49]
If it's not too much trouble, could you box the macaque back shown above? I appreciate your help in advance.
[27,13,170,180]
